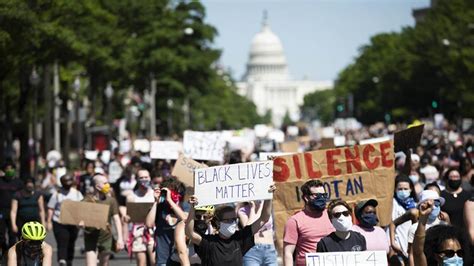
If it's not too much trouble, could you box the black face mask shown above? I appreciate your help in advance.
[194,220,208,235]
[448,179,462,190]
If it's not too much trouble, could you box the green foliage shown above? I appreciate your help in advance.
[333,0,474,124]
[301,89,336,125]
[0,0,263,140]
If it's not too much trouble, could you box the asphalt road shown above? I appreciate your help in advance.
[46,231,132,266]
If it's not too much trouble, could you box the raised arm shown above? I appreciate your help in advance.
[145,188,161,228]
[38,195,46,226]
[250,185,275,235]
[413,200,433,266]
[184,196,202,246]
[175,221,190,266]
[162,188,187,221]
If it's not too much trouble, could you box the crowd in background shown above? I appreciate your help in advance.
[0,119,472,266]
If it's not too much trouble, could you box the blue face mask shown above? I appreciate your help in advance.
[310,196,327,211]
[428,205,440,223]
[360,213,379,228]
[396,190,411,201]
[443,255,463,266]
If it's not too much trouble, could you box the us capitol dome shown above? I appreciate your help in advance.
[236,13,333,126]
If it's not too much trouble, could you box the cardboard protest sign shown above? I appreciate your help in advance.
[59,200,109,229]
[272,140,395,252]
[394,124,424,152]
[306,251,387,266]
[126,202,154,223]
[183,131,226,161]
[281,141,299,152]
[150,141,183,159]
[194,161,274,207]
[172,154,207,189]
[320,138,335,149]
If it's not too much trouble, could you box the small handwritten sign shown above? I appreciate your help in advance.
[150,141,183,159]
[306,251,387,266]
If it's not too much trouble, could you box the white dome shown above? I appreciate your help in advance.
[242,16,289,82]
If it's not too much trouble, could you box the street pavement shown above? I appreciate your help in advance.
[46,231,131,266]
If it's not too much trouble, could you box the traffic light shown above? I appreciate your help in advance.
[337,104,344,112]
[431,100,438,109]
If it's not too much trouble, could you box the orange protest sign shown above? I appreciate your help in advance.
[272,140,395,252]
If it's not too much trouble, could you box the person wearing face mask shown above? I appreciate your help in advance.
[7,221,52,266]
[282,180,334,266]
[316,200,366,252]
[46,174,83,266]
[145,178,187,266]
[409,169,423,196]
[407,189,448,266]
[389,174,418,264]
[0,162,24,257]
[413,200,471,266]
[184,185,275,266]
[351,199,390,254]
[441,168,471,230]
[10,178,46,238]
[124,169,155,266]
[82,174,124,266]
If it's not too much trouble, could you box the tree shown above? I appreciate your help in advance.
[301,89,336,125]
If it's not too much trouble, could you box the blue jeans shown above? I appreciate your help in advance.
[243,243,278,266]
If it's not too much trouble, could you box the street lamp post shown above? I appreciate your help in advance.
[105,82,114,146]
[73,77,82,152]
[167,99,174,136]
[30,68,40,178]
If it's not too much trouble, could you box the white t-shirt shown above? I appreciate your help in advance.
[390,198,412,257]
[407,218,446,244]
[47,188,84,222]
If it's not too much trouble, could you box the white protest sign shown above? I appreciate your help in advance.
[194,161,273,207]
[84,150,98,161]
[359,136,391,145]
[150,141,183,159]
[183,131,226,161]
[134,139,150,153]
[119,139,131,153]
[108,161,122,184]
[306,251,387,266]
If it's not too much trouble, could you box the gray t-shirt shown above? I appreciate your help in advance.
[47,188,84,222]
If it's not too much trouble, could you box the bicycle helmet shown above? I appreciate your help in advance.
[195,205,215,214]
[21,221,47,241]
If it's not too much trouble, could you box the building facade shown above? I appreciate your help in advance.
[236,16,332,126]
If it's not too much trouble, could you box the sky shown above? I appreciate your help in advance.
[201,0,430,81]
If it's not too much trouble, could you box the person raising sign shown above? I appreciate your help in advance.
[184,184,275,266]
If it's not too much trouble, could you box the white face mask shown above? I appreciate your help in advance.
[219,221,238,238]
[331,216,352,232]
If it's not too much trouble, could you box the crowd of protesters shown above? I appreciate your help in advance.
[0,119,472,266]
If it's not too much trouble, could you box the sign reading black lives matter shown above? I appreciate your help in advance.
[194,161,274,207]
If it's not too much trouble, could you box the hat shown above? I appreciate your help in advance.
[355,199,378,216]
[418,190,445,206]
[420,165,439,179]
[411,154,420,163]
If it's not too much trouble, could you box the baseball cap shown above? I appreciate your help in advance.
[355,199,378,216]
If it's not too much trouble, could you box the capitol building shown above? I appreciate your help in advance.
[236,16,333,126]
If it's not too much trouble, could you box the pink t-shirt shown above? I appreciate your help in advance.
[351,224,390,254]
[284,209,334,266]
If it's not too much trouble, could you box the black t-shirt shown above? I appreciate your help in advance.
[0,177,24,211]
[441,189,471,229]
[196,225,255,266]
[316,231,367,252]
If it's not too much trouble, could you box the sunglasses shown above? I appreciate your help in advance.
[309,193,328,199]
[332,211,351,218]
[195,214,211,220]
[437,249,464,258]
